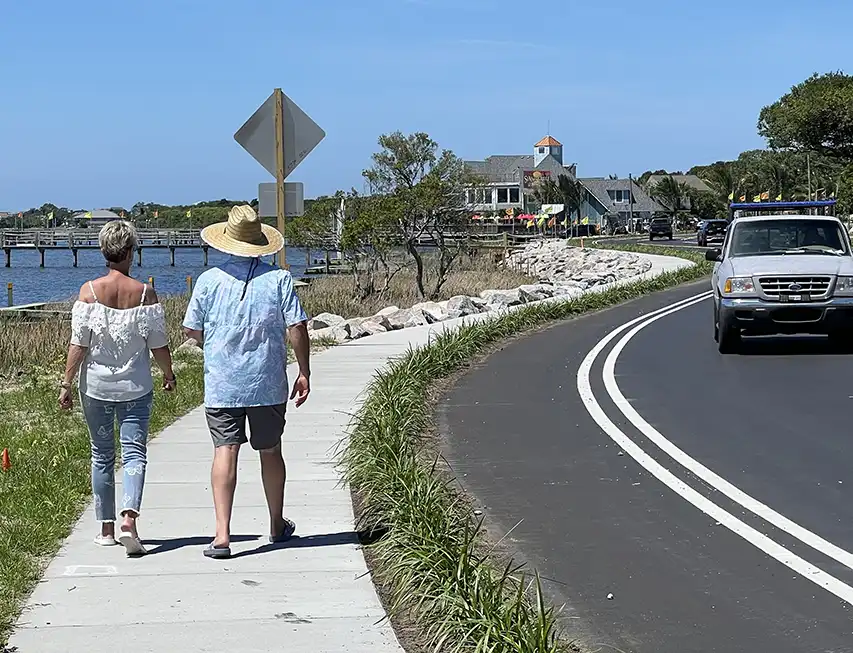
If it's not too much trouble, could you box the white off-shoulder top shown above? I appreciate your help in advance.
[70,283,168,402]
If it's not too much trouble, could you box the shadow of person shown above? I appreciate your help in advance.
[229,531,361,559]
[143,534,260,555]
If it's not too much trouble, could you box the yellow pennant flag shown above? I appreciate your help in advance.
[581,216,589,225]
[752,194,761,202]
[526,219,534,228]
[728,191,734,201]
[186,209,192,218]
[537,216,546,228]
[775,193,782,201]
[84,211,92,219]
[560,217,568,227]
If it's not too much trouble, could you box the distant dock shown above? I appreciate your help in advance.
[1,229,209,267]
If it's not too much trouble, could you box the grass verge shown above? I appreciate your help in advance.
[340,247,712,652]
[0,354,204,645]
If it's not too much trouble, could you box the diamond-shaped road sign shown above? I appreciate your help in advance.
[257,182,304,218]
[234,90,325,179]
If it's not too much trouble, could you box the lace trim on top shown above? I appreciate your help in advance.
[71,301,167,348]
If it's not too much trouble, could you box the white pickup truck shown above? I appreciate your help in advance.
[706,214,853,353]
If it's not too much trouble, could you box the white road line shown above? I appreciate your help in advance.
[577,293,853,606]
[604,294,853,572]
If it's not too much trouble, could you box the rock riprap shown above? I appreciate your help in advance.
[307,242,651,342]
[504,240,651,286]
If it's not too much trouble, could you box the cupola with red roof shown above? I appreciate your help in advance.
[534,135,563,167]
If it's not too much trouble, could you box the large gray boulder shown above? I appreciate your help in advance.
[308,312,346,330]
[444,295,483,319]
[518,284,555,302]
[384,308,429,330]
[411,301,446,322]
[480,288,522,308]
[346,318,387,339]
[309,325,350,343]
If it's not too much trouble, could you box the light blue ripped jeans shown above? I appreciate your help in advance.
[80,392,153,522]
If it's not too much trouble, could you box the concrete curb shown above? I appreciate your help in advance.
[7,250,694,653]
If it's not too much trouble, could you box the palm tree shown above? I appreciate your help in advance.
[762,158,790,200]
[650,175,690,216]
[532,178,561,205]
[701,163,736,204]
[556,174,584,225]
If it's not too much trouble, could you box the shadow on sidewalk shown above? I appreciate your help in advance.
[144,534,260,555]
[230,531,360,558]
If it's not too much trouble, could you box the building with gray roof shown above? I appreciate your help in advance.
[463,136,665,229]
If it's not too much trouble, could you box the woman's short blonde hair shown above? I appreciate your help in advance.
[98,220,138,263]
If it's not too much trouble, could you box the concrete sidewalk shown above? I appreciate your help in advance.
[7,251,692,653]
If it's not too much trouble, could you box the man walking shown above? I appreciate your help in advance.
[183,205,310,559]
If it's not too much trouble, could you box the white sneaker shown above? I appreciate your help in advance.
[94,534,118,547]
[118,531,147,556]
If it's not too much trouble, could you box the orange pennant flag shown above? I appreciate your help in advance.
[1,448,10,471]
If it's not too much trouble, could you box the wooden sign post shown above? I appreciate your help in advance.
[273,88,288,270]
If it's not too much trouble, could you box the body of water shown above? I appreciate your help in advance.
[1,246,321,305]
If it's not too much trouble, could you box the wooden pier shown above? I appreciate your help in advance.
[0,229,208,267]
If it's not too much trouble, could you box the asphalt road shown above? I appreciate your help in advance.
[437,281,853,652]
[608,233,716,251]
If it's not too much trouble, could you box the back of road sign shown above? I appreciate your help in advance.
[257,182,305,218]
[234,90,326,180]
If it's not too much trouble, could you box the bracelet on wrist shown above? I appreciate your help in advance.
[59,380,73,389]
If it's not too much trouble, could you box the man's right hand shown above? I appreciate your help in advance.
[289,373,310,407]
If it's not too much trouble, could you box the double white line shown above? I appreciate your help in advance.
[577,291,853,605]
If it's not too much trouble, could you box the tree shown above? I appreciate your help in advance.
[649,175,690,217]
[699,162,736,204]
[362,131,470,300]
[338,193,405,300]
[759,72,853,160]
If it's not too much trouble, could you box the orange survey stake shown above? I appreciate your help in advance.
[1,448,10,471]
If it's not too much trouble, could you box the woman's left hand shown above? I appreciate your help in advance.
[58,387,73,410]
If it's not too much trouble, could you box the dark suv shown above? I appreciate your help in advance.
[697,219,728,246]
[649,217,673,240]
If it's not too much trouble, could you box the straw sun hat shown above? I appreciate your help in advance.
[201,205,284,257]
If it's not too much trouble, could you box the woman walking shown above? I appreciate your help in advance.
[59,220,176,556]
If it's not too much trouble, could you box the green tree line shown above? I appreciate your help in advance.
[640,71,853,220]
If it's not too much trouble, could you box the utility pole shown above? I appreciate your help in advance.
[628,173,634,233]
[807,152,812,201]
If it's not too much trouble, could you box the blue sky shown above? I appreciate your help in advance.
[1,0,849,211]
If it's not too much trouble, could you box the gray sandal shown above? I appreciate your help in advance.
[270,518,296,543]
[203,543,232,559]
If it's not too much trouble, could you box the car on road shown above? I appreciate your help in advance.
[697,219,728,247]
[649,217,673,241]
[706,214,853,353]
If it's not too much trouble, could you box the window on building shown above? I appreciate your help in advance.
[496,187,521,204]
[612,189,631,203]
[467,188,493,204]
[538,147,545,154]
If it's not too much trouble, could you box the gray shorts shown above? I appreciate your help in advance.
[205,404,286,450]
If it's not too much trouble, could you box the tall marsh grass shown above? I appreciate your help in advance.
[297,251,535,319]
